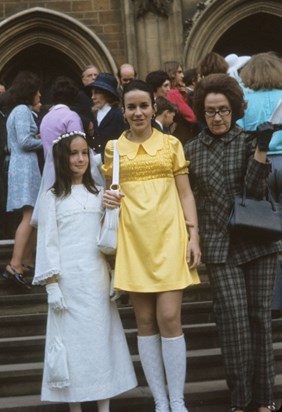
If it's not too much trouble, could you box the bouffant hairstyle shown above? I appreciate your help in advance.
[4,71,40,108]
[51,76,79,106]
[193,73,247,124]
[122,79,155,108]
[145,70,170,93]
[162,61,182,87]
[52,134,99,197]
[240,52,282,90]
[197,52,228,78]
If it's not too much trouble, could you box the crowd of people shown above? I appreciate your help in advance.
[0,50,282,412]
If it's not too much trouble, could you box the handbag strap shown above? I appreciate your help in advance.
[111,140,120,191]
[242,179,277,211]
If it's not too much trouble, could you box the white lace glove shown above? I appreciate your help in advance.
[46,283,67,312]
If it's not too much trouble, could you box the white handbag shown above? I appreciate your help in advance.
[97,140,120,255]
[46,310,70,388]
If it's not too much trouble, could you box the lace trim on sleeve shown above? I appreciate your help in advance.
[32,270,62,285]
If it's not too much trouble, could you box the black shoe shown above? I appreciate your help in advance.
[22,263,35,276]
[2,264,31,289]
[256,403,277,412]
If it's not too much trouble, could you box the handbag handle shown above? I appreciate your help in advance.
[241,180,277,211]
[110,140,120,192]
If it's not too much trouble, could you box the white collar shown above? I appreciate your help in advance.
[49,104,69,111]
[97,104,111,125]
[155,119,164,130]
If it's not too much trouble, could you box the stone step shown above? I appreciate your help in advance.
[0,299,216,337]
[0,277,43,296]
[0,375,282,412]
[1,336,282,391]
[1,314,282,351]
[0,272,211,300]
[0,295,215,324]
[0,293,47,315]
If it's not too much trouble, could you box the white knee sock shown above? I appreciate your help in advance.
[69,403,82,412]
[161,335,188,412]
[97,399,110,412]
[138,334,170,412]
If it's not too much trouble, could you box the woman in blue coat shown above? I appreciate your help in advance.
[2,71,42,288]
[237,52,282,311]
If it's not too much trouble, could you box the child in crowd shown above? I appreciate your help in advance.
[33,131,137,412]
[154,96,178,134]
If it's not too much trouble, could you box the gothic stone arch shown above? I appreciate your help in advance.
[184,0,282,67]
[0,7,117,79]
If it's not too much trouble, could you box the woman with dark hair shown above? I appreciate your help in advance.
[33,131,136,412]
[87,72,126,157]
[145,70,171,99]
[185,73,281,412]
[162,61,197,144]
[2,71,42,287]
[40,76,83,158]
[102,79,201,412]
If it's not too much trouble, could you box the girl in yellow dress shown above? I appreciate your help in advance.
[102,80,201,412]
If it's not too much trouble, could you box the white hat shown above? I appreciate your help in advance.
[225,53,251,81]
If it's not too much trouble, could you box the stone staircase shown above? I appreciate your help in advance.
[0,241,282,412]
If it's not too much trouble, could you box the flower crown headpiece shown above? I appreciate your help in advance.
[53,131,86,145]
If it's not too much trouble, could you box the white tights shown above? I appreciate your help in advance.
[69,399,110,412]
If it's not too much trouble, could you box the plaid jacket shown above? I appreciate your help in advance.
[185,125,281,264]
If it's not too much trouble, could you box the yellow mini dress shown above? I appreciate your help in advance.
[102,128,200,292]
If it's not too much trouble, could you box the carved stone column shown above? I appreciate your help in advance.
[122,0,183,79]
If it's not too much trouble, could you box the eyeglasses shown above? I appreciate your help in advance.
[204,109,232,118]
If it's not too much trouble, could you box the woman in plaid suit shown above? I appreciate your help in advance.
[185,73,281,412]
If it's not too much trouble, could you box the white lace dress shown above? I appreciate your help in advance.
[33,185,137,402]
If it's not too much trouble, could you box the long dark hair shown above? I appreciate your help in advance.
[3,71,40,111]
[52,133,99,197]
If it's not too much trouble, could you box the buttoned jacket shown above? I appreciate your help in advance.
[93,106,125,155]
[185,125,281,264]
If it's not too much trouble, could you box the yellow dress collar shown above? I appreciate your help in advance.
[118,128,164,159]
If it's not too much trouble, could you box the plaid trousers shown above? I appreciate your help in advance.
[206,253,277,408]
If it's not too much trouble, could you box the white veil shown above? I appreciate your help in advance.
[31,147,105,227]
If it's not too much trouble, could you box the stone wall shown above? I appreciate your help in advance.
[0,0,127,66]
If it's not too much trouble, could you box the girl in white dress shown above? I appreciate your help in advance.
[33,131,137,412]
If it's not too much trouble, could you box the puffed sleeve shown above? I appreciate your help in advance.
[101,139,114,178]
[33,190,62,285]
[168,135,189,175]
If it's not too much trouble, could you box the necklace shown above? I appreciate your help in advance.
[71,186,89,210]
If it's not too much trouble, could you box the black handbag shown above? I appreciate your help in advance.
[228,184,282,242]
